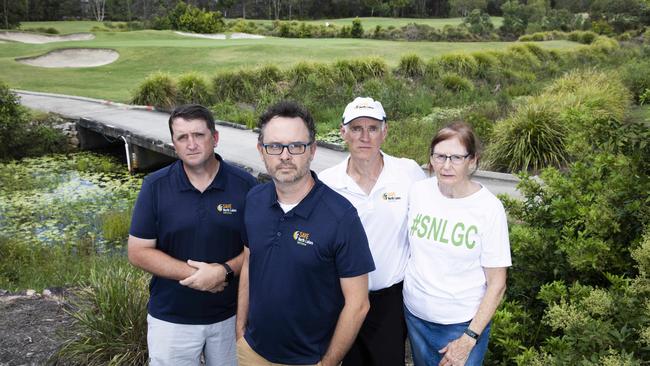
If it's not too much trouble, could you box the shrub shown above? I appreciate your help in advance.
[211,102,256,128]
[334,58,388,83]
[351,17,364,38]
[621,60,650,103]
[53,259,149,365]
[177,72,212,106]
[0,83,68,160]
[440,73,474,92]
[485,99,568,173]
[396,54,425,79]
[131,72,177,110]
[463,9,495,37]
[435,53,479,78]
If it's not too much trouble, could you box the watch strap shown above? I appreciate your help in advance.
[464,328,480,340]
[221,263,234,281]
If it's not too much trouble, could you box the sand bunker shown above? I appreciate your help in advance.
[0,32,94,44]
[17,48,119,68]
[175,31,264,39]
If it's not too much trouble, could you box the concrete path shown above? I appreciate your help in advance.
[16,90,521,197]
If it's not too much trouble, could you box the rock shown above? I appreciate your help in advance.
[42,289,52,297]
[25,289,36,296]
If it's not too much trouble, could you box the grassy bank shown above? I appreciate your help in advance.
[0,26,579,101]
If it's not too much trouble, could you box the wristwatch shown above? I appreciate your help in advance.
[464,328,480,340]
[221,263,234,282]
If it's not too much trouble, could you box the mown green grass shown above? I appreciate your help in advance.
[0,27,579,102]
[235,16,504,29]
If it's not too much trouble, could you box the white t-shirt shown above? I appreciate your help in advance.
[319,152,426,291]
[404,177,511,324]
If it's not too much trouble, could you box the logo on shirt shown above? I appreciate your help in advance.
[293,231,314,246]
[216,203,237,215]
[409,213,478,250]
[382,192,402,201]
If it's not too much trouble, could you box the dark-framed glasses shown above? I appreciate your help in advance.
[262,142,313,155]
[431,153,470,165]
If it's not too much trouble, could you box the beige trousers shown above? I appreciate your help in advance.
[236,337,321,366]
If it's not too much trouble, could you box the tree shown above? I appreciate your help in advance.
[449,0,487,17]
[1,0,23,28]
[463,8,494,35]
[500,0,529,37]
[90,0,107,21]
[351,16,363,37]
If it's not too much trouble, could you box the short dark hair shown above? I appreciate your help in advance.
[168,104,216,137]
[258,101,316,143]
[428,121,481,175]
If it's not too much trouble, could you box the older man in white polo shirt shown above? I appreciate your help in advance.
[319,97,426,366]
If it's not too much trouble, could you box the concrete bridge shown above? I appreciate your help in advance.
[17,90,521,197]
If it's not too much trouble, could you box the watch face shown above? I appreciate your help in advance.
[226,271,234,282]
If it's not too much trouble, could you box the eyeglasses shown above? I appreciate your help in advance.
[262,142,313,155]
[431,153,471,165]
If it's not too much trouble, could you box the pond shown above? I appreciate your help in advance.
[0,152,143,252]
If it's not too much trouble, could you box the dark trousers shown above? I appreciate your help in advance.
[342,281,406,366]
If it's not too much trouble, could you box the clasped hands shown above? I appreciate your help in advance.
[179,259,228,293]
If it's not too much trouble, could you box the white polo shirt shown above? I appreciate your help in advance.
[319,152,426,291]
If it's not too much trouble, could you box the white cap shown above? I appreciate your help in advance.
[342,97,386,125]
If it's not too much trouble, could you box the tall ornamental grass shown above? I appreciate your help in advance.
[485,69,632,173]
[177,72,212,106]
[130,72,177,110]
[54,259,149,366]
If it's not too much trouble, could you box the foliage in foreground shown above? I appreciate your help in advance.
[53,259,149,366]
[486,131,650,364]
[0,81,68,160]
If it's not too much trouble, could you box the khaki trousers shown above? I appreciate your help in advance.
[236,337,321,366]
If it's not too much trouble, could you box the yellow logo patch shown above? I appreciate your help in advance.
[382,192,402,201]
[216,203,237,215]
[293,230,314,246]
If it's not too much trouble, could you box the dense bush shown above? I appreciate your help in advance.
[131,72,177,110]
[490,149,650,364]
[54,259,149,365]
[351,17,364,38]
[152,1,224,34]
[0,82,68,160]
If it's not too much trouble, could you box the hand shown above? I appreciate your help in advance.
[179,260,228,292]
[438,334,476,366]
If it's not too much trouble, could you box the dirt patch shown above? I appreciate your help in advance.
[0,32,94,44]
[0,290,73,366]
[17,48,119,68]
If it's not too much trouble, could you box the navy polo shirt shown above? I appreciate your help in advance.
[130,154,257,325]
[244,172,375,365]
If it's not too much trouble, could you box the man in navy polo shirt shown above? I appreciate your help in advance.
[236,101,375,366]
[128,104,257,366]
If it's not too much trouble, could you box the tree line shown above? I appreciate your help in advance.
[2,0,649,36]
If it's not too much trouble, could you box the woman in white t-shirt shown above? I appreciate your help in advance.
[403,122,511,366]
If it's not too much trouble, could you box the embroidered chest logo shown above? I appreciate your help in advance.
[216,203,237,215]
[382,192,402,201]
[293,231,314,246]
